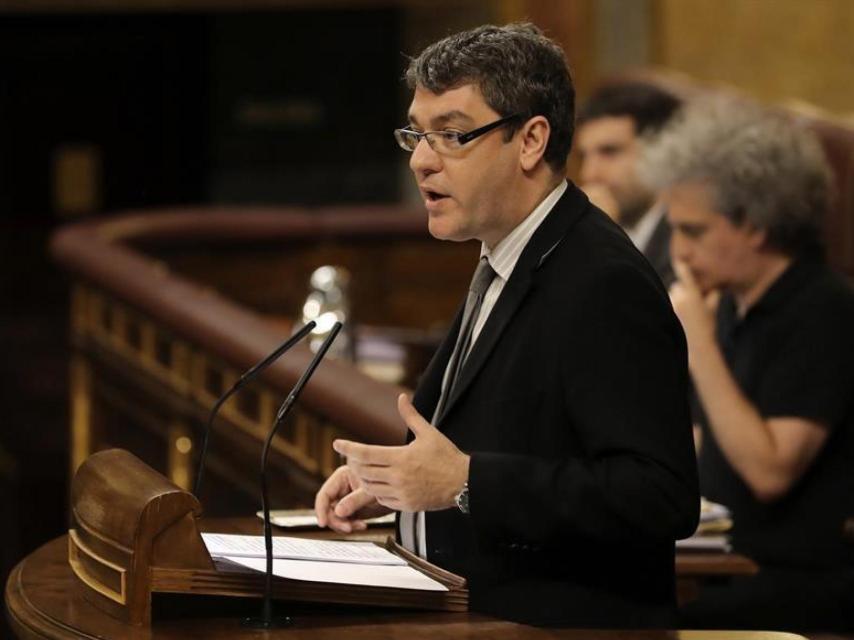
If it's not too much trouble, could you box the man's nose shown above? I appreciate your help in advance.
[409,138,442,177]
[670,231,691,264]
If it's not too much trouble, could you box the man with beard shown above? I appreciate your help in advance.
[576,82,682,286]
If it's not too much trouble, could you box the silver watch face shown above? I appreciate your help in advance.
[456,483,470,514]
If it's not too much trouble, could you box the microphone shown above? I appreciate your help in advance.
[243,320,343,629]
[193,321,317,498]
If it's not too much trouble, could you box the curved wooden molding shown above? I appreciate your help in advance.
[50,205,434,446]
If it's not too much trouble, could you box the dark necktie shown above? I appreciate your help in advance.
[432,255,497,423]
[401,256,496,557]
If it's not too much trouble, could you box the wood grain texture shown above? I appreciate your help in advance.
[652,0,854,117]
[4,536,804,640]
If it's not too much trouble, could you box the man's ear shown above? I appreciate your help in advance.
[519,116,551,172]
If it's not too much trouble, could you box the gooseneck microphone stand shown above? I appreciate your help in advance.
[193,321,317,498]
[242,321,343,629]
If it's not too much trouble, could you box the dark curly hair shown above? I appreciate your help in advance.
[405,23,575,173]
[577,82,682,135]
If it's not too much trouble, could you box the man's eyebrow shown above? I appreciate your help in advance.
[676,222,707,234]
[598,143,626,153]
[433,110,475,127]
[407,110,475,128]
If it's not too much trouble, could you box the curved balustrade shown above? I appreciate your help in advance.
[51,205,477,512]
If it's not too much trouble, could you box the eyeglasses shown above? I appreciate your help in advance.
[393,114,521,154]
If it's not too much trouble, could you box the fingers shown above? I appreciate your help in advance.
[315,465,390,533]
[397,393,435,438]
[364,485,403,504]
[314,467,344,527]
[376,495,403,510]
[333,439,402,465]
[314,466,350,528]
[315,492,330,529]
[324,395,445,515]
[325,506,359,534]
[334,487,375,519]
[704,289,722,312]
[329,488,376,533]
[672,260,699,290]
[347,460,393,485]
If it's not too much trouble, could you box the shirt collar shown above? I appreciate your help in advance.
[480,180,568,282]
[626,204,665,252]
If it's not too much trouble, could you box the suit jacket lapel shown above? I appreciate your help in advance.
[436,270,533,424]
[435,183,590,424]
[411,300,464,427]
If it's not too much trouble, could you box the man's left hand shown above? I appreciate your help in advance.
[333,393,470,513]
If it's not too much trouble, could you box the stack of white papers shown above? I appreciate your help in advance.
[700,498,731,524]
[676,498,733,552]
[676,534,732,552]
[257,509,396,530]
[201,533,448,592]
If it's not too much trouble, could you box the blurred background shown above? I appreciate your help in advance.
[1,0,852,632]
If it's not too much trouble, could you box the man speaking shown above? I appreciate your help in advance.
[315,23,699,628]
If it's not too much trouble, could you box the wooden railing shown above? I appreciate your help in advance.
[51,206,477,514]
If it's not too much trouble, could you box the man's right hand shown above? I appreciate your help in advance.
[314,465,392,533]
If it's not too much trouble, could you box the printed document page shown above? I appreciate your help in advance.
[202,532,406,566]
[222,555,448,591]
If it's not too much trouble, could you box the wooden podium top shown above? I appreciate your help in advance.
[7,529,789,640]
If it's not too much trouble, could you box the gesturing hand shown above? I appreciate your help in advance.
[314,465,391,533]
[333,394,470,513]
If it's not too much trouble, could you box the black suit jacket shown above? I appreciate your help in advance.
[411,183,699,627]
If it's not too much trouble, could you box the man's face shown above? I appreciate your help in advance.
[406,84,521,247]
[576,115,653,226]
[665,182,764,293]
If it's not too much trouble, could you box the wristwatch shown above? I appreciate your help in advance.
[454,481,470,514]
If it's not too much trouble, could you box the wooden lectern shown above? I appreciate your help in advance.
[68,449,467,626]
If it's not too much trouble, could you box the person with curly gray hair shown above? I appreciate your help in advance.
[316,23,700,628]
[642,98,854,631]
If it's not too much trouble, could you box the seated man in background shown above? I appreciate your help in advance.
[576,82,682,285]
[642,97,854,631]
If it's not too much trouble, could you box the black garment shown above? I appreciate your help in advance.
[409,183,699,627]
[681,566,854,631]
[685,259,854,630]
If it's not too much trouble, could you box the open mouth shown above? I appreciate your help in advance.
[425,189,449,202]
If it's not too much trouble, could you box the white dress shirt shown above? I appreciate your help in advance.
[626,204,665,254]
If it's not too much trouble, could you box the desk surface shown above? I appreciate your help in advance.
[197,517,759,579]
[6,521,768,640]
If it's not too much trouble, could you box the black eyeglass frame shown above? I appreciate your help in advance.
[394,113,522,152]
